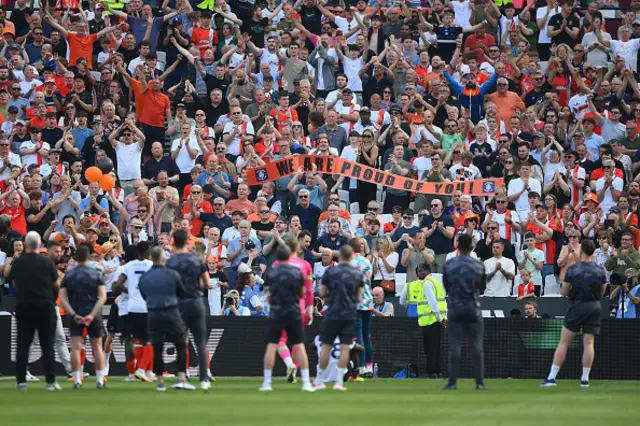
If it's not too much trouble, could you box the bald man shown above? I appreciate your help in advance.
[372,287,395,317]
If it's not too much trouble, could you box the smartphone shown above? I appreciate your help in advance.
[604,219,614,229]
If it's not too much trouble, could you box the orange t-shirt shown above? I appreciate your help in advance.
[138,88,170,127]
[66,33,98,69]
[487,92,526,132]
[224,199,257,218]
[1,205,26,236]
[517,281,535,297]
[270,108,298,132]
[181,200,213,237]
[130,79,145,115]
[191,27,218,56]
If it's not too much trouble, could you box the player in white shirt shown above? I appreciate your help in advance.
[114,242,154,382]
[313,336,362,383]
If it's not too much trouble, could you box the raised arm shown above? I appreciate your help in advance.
[44,12,69,38]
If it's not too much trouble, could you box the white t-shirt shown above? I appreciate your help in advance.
[413,125,443,145]
[115,142,143,181]
[582,31,611,68]
[222,120,255,157]
[115,266,128,316]
[449,164,482,181]
[536,6,560,44]
[208,276,223,316]
[499,16,520,40]
[543,162,567,186]
[452,0,472,28]
[171,136,202,173]
[487,210,521,242]
[334,16,360,44]
[568,94,590,120]
[412,156,433,180]
[484,256,515,297]
[373,252,399,280]
[595,176,624,214]
[342,56,364,92]
[260,48,280,77]
[335,102,361,135]
[102,257,121,293]
[610,39,640,72]
[0,153,21,180]
[314,336,355,383]
[508,177,542,215]
[19,140,50,169]
[120,259,153,313]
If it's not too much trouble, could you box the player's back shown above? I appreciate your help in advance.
[265,264,304,319]
[321,264,363,320]
[123,259,153,313]
[274,256,313,306]
[62,264,104,316]
[565,261,605,304]
[443,255,486,308]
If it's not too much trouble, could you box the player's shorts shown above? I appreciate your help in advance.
[148,308,187,346]
[279,298,308,341]
[265,312,304,345]
[118,315,131,339]
[319,318,356,345]
[126,313,149,340]
[69,314,106,339]
[564,301,601,335]
[107,303,119,333]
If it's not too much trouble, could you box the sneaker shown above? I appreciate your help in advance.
[286,365,298,383]
[209,374,216,382]
[17,383,27,391]
[172,382,185,390]
[476,384,488,390]
[201,381,211,392]
[146,372,157,382]
[302,384,316,392]
[182,382,196,391]
[314,383,326,390]
[580,380,590,388]
[258,384,273,392]
[157,383,166,392]
[96,382,107,390]
[46,382,62,391]
[362,372,374,379]
[348,376,365,382]
[540,379,557,388]
[26,372,39,382]
[332,383,347,391]
[82,372,90,378]
[124,374,137,382]
[135,370,151,383]
[73,382,83,390]
[162,372,175,378]
[442,384,457,390]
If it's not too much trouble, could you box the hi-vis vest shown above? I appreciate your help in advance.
[406,275,447,327]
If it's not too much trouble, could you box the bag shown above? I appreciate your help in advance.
[381,279,396,293]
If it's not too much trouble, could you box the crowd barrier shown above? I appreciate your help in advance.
[1,317,638,380]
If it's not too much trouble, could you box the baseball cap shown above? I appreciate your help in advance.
[535,202,548,210]
[44,76,56,85]
[2,28,15,37]
[30,126,42,133]
[130,218,144,228]
[176,103,186,109]
[54,232,71,242]
[389,103,402,112]
[101,241,115,254]
[99,218,109,225]
[245,240,256,250]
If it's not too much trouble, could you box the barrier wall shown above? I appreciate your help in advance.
[1,317,638,380]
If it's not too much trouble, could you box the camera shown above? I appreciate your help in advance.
[225,296,235,306]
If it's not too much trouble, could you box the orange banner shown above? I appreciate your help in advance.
[247,155,503,196]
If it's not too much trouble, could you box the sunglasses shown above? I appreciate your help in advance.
[496,200,507,204]
[430,204,439,208]
[137,209,147,213]
[487,226,498,230]
[403,216,412,220]
[196,113,205,116]
[299,194,309,198]
[260,210,270,214]
[214,202,224,206]
[363,134,373,138]
[368,207,379,211]
[191,191,202,194]
[329,198,339,202]
[497,83,508,87]
[569,236,580,240]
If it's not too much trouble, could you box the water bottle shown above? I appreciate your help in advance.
[373,363,379,378]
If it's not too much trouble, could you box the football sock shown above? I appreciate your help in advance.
[548,365,561,380]
[73,370,82,384]
[104,351,111,374]
[315,368,325,384]
[140,344,154,371]
[80,349,86,374]
[300,368,310,386]
[291,347,300,369]
[277,342,294,368]
[96,369,104,385]
[133,344,144,365]
[126,360,137,375]
[263,369,272,386]
[336,368,347,386]
[581,368,590,382]
[185,344,190,370]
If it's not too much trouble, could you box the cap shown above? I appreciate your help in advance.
[574,131,585,138]
[462,72,475,79]
[7,106,18,114]
[245,240,256,250]
[54,232,70,242]
[176,103,186,109]
[8,43,21,50]
[101,241,115,254]
[533,132,545,139]
[2,28,15,37]
[15,119,26,126]
[633,20,640,26]
[92,119,103,126]
[535,202,548,210]
[584,193,600,205]
[30,126,42,133]
[172,17,182,24]
[49,148,63,154]
[130,218,144,228]
[86,227,98,234]
[99,218,109,225]
[610,206,622,214]
[44,76,56,85]
[389,103,402,112]
[565,150,578,158]
[371,14,384,21]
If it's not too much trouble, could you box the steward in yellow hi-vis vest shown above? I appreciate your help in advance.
[400,263,447,378]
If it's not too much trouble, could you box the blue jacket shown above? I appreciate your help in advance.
[443,68,498,123]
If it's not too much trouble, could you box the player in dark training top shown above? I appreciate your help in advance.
[260,245,315,393]
[59,244,107,389]
[316,245,364,392]
[542,239,606,388]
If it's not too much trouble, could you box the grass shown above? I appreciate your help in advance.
[0,377,637,426]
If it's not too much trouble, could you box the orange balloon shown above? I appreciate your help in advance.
[99,174,116,191]
[85,166,103,183]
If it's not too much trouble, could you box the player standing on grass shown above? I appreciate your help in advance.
[272,237,314,383]
[442,234,487,390]
[59,245,108,389]
[315,245,364,392]
[541,239,606,388]
[115,242,154,382]
[167,230,212,391]
[139,247,191,392]
[260,245,315,393]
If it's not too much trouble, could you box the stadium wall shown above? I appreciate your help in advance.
[1,317,638,380]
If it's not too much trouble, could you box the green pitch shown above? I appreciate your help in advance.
[1,378,636,426]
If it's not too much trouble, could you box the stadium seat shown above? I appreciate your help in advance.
[542,275,562,297]
[156,51,167,71]
[431,273,443,285]
[395,273,407,297]
[338,189,350,205]
[350,203,360,214]
[91,71,101,82]
[512,275,520,297]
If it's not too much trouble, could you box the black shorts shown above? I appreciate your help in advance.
[107,303,119,333]
[118,315,131,339]
[69,314,106,339]
[564,301,601,336]
[148,309,187,346]
[319,318,356,345]
[265,312,304,345]
[126,313,149,340]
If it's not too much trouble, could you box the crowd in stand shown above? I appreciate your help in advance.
[1,0,640,318]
